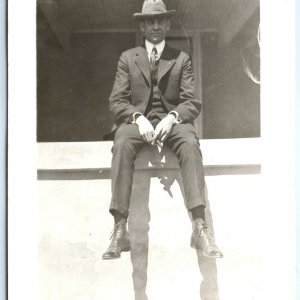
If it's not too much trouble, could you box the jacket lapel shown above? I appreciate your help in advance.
[134,45,178,86]
[158,45,176,84]
[135,47,151,87]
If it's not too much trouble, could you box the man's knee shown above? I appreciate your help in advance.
[113,125,140,153]
[185,136,199,146]
[113,137,134,154]
[175,136,202,161]
[179,136,199,150]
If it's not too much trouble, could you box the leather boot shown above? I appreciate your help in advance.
[102,218,130,260]
[191,218,223,258]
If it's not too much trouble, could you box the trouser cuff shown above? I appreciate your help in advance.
[109,207,129,219]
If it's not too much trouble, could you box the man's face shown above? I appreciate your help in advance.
[140,17,171,44]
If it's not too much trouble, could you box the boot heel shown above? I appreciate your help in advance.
[190,237,200,249]
[122,246,131,252]
[121,237,131,252]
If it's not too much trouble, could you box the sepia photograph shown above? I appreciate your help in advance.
[8,0,297,300]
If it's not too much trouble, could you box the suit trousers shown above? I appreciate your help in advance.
[109,122,206,218]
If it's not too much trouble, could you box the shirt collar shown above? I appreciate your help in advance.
[145,39,165,58]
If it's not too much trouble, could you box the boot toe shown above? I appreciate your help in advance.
[203,247,223,259]
[102,249,121,260]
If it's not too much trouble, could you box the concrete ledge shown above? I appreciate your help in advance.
[37,138,261,179]
[38,165,261,180]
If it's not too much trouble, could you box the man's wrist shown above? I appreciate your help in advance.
[131,112,143,124]
[135,114,146,126]
[168,111,181,124]
[167,113,176,120]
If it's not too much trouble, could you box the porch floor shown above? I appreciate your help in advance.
[38,174,262,300]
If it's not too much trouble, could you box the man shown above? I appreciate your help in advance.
[102,0,222,260]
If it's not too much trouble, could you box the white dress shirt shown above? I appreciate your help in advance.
[145,39,165,60]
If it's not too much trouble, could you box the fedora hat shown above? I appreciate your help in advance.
[133,0,176,20]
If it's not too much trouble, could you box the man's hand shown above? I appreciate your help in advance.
[153,114,176,144]
[136,115,155,144]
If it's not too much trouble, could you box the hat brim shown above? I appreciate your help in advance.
[133,10,176,20]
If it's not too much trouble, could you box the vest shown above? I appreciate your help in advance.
[144,59,168,122]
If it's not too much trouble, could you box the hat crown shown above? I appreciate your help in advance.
[141,0,167,15]
[133,0,176,20]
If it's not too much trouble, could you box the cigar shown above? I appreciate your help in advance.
[152,139,163,148]
[155,140,163,148]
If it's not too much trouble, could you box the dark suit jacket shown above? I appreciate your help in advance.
[103,44,201,140]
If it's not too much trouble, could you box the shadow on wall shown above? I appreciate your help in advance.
[128,145,220,300]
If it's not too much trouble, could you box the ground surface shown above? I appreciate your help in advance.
[38,174,264,300]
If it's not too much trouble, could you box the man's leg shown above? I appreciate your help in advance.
[166,123,205,209]
[103,124,145,260]
[110,124,145,219]
[166,123,223,258]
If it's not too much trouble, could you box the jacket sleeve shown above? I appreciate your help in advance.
[109,52,138,124]
[172,54,202,123]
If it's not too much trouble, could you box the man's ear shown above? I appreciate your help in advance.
[166,18,172,31]
[139,21,145,33]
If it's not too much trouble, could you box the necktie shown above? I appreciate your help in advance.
[150,47,158,68]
